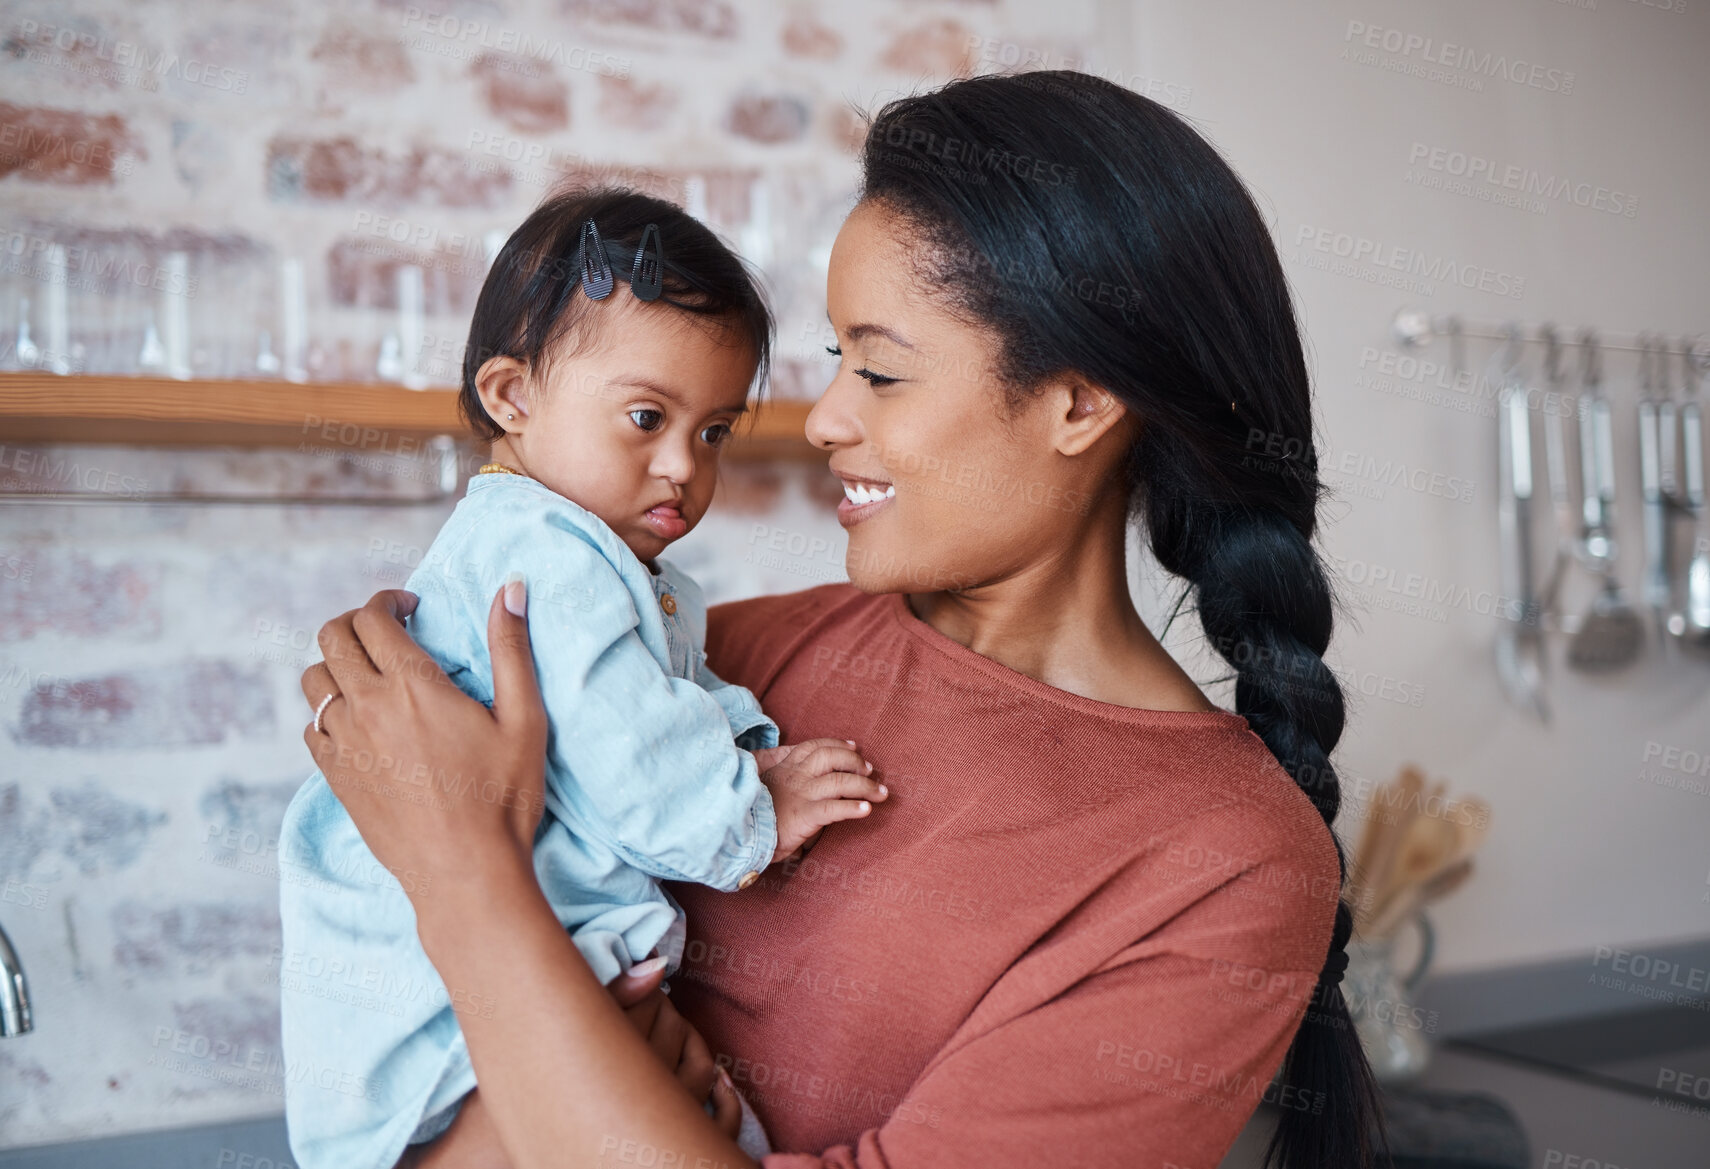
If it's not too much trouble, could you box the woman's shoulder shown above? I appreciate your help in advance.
[1128,746,1344,964]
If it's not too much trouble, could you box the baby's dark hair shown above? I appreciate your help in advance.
[459,185,773,442]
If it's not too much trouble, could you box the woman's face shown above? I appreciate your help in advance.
[810,198,1105,595]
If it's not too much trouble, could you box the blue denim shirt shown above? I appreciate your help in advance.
[277,472,780,1169]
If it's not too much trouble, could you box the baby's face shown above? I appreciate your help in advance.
[518,297,757,566]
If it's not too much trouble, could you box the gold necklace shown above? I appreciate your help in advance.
[476,462,528,477]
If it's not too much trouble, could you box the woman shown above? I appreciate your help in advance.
[301,70,1385,1168]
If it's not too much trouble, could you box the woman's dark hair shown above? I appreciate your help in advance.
[459,185,773,441]
[860,72,1386,1168]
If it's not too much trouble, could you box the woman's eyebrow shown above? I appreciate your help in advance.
[844,322,916,350]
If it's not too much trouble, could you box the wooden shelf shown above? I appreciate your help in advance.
[0,373,820,460]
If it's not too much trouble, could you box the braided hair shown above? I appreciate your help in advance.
[861,71,1384,1168]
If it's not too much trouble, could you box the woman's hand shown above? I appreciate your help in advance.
[396,965,741,1169]
[610,962,744,1138]
[299,581,547,909]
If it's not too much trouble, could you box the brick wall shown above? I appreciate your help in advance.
[0,0,1107,1147]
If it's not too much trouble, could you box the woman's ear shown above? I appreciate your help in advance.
[1050,375,1130,458]
[475,356,531,432]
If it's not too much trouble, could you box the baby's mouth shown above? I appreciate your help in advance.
[644,502,688,539]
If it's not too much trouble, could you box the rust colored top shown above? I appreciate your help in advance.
[667,584,1341,1169]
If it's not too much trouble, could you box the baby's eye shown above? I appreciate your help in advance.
[628,408,664,432]
[700,422,732,446]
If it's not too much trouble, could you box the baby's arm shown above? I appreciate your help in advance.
[449,514,775,890]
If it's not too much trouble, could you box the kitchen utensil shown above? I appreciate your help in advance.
[1569,332,1643,670]
[1535,326,1579,626]
[1366,792,1489,939]
[1638,336,1673,642]
[1368,857,1475,940]
[1353,766,1426,934]
[1672,341,1710,650]
[1369,804,1457,919]
[1493,327,1549,720]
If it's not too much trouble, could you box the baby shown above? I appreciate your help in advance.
[277,188,883,1169]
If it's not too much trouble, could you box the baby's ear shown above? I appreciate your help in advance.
[475,356,531,431]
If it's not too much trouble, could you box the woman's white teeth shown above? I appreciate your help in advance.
[843,481,895,506]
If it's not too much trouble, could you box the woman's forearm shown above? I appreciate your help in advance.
[415,848,756,1169]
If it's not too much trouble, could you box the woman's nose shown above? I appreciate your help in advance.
[805,373,862,451]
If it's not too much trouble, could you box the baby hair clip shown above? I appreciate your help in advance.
[631,223,663,301]
[579,218,615,300]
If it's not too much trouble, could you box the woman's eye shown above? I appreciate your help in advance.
[700,423,732,446]
[826,344,896,387]
[628,408,664,431]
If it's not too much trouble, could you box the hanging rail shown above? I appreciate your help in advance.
[1392,308,1708,362]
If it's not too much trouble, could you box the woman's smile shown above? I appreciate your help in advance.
[834,472,896,526]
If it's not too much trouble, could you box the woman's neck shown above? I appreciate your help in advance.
[904,504,1217,714]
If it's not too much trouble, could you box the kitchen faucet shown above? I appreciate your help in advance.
[0,919,31,1036]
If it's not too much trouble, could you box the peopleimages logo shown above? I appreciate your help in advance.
[1408,143,1639,219]
[1293,225,1526,300]
[881,125,1078,188]
[16,20,250,93]
[1343,21,1576,94]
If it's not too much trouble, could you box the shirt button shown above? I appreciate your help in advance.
[660,593,677,615]
[737,870,759,890]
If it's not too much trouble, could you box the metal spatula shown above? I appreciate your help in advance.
[1568,332,1643,671]
[1671,340,1710,652]
[1493,329,1550,718]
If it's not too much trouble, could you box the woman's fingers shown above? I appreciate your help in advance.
[679,1026,721,1112]
[642,1002,691,1081]
[300,659,338,712]
[485,578,544,739]
[708,1069,743,1139]
[608,957,667,1008]
[620,988,664,1041]
[314,607,376,695]
[610,972,724,1107]
[347,589,429,682]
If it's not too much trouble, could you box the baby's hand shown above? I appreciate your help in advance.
[755,738,886,864]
